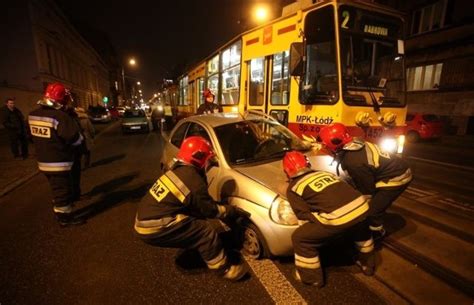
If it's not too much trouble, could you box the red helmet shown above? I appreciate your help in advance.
[318,123,353,152]
[177,136,214,169]
[283,151,312,178]
[44,83,69,105]
[203,88,215,99]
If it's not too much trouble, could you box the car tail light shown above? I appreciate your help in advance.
[270,196,298,226]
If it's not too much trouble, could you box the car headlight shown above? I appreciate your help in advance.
[102,115,108,118]
[270,196,298,226]
[380,137,397,153]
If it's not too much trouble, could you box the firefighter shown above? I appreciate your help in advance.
[283,151,375,287]
[134,136,250,281]
[28,83,84,226]
[318,123,412,239]
[196,88,222,115]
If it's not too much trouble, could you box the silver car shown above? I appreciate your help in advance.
[160,112,341,258]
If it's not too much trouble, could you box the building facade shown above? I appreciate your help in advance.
[0,0,111,117]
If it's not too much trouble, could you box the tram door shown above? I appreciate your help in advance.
[245,50,290,125]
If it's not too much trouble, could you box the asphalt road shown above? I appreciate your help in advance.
[0,122,385,305]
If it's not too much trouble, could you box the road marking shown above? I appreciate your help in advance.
[407,186,435,196]
[405,189,426,197]
[244,257,307,305]
[407,156,474,172]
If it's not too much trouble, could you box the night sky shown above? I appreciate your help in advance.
[56,0,285,96]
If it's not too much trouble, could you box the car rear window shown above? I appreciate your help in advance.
[422,114,440,122]
[124,110,145,118]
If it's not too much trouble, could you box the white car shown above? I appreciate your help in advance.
[160,112,342,258]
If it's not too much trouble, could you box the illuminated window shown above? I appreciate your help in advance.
[406,63,443,91]
[271,50,290,105]
[207,54,220,101]
[221,41,241,105]
[179,76,189,105]
[249,57,265,106]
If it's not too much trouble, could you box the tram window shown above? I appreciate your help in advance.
[198,78,205,105]
[221,41,241,105]
[271,51,290,105]
[249,57,265,106]
[270,110,288,126]
[300,6,338,105]
[179,76,189,106]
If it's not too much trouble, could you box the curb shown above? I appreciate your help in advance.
[0,170,40,198]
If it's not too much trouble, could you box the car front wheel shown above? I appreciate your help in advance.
[242,223,270,259]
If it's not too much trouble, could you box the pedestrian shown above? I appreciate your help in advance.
[134,136,250,281]
[0,98,29,159]
[75,107,95,168]
[283,151,375,287]
[196,88,222,115]
[28,83,84,226]
[318,123,412,239]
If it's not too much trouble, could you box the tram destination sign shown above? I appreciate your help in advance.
[339,5,401,39]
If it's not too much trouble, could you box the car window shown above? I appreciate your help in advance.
[214,118,310,165]
[124,110,145,118]
[171,122,190,148]
[185,123,211,142]
[406,114,415,121]
[422,114,440,122]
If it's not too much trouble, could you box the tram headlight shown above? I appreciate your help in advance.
[380,137,397,153]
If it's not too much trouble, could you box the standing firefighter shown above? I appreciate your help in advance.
[318,123,412,239]
[28,83,84,226]
[196,88,222,115]
[135,136,250,281]
[283,151,375,287]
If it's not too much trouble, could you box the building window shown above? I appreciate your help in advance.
[411,0,447,35]
[406,63,443,91]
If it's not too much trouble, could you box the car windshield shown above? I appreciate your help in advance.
[214,118,311,165]
[124,110,145,118]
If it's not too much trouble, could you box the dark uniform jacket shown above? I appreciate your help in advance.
[135,165,225,235]
[338,140,412,195]
[28,106,83,172]
[196,102,223,115]
[287,170,369,226]
[1,106,26,136]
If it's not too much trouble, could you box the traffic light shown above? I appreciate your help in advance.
[103,96,109,104]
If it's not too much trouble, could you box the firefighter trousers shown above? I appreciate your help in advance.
[292,218,371,283]
[44,171,74,213]
[369,183,410,228]
[142,218,227,271]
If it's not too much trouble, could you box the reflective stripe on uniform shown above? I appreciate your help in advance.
[38,161,73,172]
[163,171,190,203]
[295,254,321,269]
[134,214,189,235]
[291,172,334,196]
[365,142,380,168]
[355,239,374,253]
[28,115,59,129]
[216,205,226,218]
[312,196,369,226]
[375,168,412,188]
[205,249,227,270]
[72,134,83,146]
[53,204,73,213]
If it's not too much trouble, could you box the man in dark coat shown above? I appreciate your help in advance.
[0,98,28,159]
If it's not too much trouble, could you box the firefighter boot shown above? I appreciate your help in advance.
[222,262,249,282]
[369,224,386,241]
[356,251,376,276]
[55,212,86,227]
[294,267,324,287]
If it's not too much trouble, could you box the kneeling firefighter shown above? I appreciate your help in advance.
[283,151,375,287]
[134,136,250,281]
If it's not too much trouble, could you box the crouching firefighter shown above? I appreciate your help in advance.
[134,136,250,281]
[28,83,84,226]
[283,151,375,287]
[318,123,412,239]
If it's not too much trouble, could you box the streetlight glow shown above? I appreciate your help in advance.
[137,81,141,85]
[254,5,269,23]
[129,58,136,66]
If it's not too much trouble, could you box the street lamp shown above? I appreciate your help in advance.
[137,81,141,85]
[253,5,270,23]
[121,57,137,105]
[129,58,136,66]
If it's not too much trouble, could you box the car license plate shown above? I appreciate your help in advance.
[131,126,141,130]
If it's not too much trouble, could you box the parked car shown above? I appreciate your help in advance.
[406,113,444,142]
[117,106,126,117]
[160,112,343,258]
[88,106,112,123]
[121,109,149,133]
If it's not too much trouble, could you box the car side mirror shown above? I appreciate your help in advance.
[289,42,304,77]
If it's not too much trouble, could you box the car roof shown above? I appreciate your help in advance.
[182,113,246,128]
